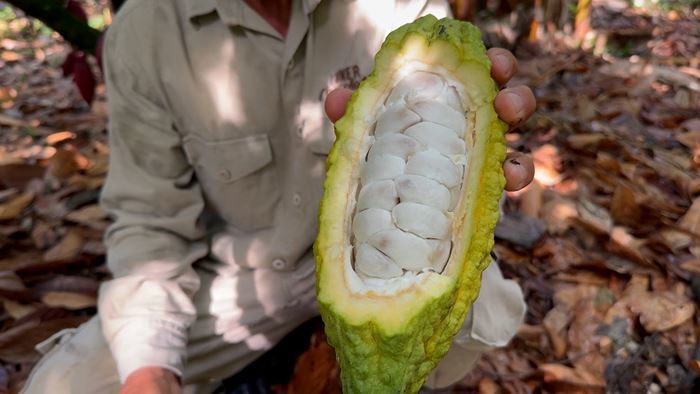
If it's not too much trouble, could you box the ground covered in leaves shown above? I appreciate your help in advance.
[1,2,699,393]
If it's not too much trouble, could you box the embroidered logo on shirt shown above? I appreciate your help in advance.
[318,64,364,101]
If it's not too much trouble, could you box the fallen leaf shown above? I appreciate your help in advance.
[676,130,700,148]
[0,164,45,192]
[609,185,641,225]
[0,188,19,203]
[65,204,108,231]
[567,133,607,150]
[541,196,578,234]
[540,363,605,388]
[0,51,22,62]
[607,226,651,265]
[30,221,58,249]
[285,332,341,394]
[543,306,570,358]
[678,197,700,236]
[0,191,34,221]
[2,299,37,320]
[576,198,613,235]
[679,259,700,275]
[66,174,104,189]
[654,229,692,252]
[42,229,84,262]
[85,153,108,176]
[0,252,43,271]
[46,148,79,180]
[45,131,76,145]
[0,271,25,292]
[636,292,695,332]
[41,291,96,309]
[478,377,499,394]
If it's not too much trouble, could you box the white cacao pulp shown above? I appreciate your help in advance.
[352,70,468,280]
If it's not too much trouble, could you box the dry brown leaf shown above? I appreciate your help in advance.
[2,299,38,320]
[576,96,597,121]
[607,226,651,265]
[576,198,612,235]
[41,291,96,309]
[0,271,25,292]
[0,191,33,221]
[636,292,695,332]
[595,152,621,174]
[45,131,76,145]
[679,258,700,274]
[85,154,108,176]
[0,188,19,203]
[566,133,606,150]
[655,229,692,252]
[689,360,700,375]
[478,377,499,394]
[0,50,22,62]
[65,204,108,231]
[540,363,605,388]
[676,130,700,148]
[66,174,104,189]
[553,284,600,309]
[46,148,79,180]
[609,185,641,225]
[284,332,340,394]
[42,229,84,262]
[30,221,58,249]
[678,197,700,236]
[618,277,695,332]
[0,251,43,271]
[541,196,577,234]
[543,306,570,358]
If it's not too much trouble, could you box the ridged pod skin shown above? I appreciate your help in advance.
[314,15,507,393]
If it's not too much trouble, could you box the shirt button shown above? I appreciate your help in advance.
[272,258,287,270]
[218,168,232,181]
[292,193,302,206]
[296,119,306,137]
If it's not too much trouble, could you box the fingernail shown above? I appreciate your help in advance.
[494,54,513,76]
[504,91,525,120]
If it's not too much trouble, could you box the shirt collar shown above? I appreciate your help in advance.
[186,0,323,22]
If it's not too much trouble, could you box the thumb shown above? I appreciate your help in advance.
[324,88,354,123]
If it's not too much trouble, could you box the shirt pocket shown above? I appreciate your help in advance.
[183,133,280,231]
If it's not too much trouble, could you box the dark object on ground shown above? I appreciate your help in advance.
[214,317,322,394]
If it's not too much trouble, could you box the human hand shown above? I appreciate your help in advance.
[324,48,535,192]
[120,366,181,394]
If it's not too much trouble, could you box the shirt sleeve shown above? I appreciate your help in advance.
[97,21,208,382]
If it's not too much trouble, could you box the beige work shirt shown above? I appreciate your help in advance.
[100,0,460,382]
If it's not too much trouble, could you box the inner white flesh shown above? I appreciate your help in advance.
[351,68,470,286]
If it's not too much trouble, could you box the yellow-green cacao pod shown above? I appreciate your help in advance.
[314,15,507,393]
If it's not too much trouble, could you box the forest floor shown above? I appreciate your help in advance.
[0,1,699,393]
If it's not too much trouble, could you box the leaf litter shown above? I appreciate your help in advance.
[0,1,699,393]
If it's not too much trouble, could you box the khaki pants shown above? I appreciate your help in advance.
[22,259,524,393]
